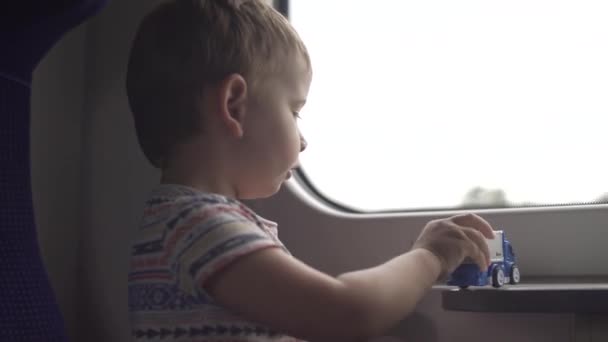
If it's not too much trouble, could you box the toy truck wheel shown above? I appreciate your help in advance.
[509,265,521,284]
[492,266,505,288]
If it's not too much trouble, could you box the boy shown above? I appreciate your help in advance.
[126,0,494,341]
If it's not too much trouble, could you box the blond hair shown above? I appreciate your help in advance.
[126,0,309,168]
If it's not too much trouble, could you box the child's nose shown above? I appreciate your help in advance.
[300,134,307,152]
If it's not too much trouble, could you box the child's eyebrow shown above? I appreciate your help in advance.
[293,99,307,107]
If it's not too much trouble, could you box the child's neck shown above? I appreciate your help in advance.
[161,136,241,199]
[160,165,238,199]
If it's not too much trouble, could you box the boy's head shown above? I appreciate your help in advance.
[126,0,310,169]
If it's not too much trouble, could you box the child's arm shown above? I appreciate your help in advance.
[207,213,493,342]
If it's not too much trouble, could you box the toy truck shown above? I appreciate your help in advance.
[446,230,520,288]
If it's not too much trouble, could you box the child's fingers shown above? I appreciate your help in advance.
[451,213,495,239]
[461,227,491,270]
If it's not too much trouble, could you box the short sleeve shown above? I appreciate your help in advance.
[170,200,282,296]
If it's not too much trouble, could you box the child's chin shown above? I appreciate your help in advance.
[254,183,284,199]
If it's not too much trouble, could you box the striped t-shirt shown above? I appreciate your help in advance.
[128,184,304,342]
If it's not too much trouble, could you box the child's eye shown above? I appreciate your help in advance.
[293,111,301,119]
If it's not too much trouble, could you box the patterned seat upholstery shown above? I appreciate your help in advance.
[0,1,107,340]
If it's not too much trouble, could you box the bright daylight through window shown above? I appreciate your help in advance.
[289,0,608,211]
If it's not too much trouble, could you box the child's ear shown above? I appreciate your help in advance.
[218,73,248,138]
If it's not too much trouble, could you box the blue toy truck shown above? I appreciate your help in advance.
[447,230,520,288]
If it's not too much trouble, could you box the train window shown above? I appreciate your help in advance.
[288,0,608,212]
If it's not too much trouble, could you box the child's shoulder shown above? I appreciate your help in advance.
[143,184,261,227]
[147,183,235,206]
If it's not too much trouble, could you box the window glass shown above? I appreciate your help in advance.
[291,0,608,211]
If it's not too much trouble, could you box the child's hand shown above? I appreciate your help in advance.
[412,213,494,280]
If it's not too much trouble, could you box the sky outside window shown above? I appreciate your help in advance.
[290,0,608,211]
